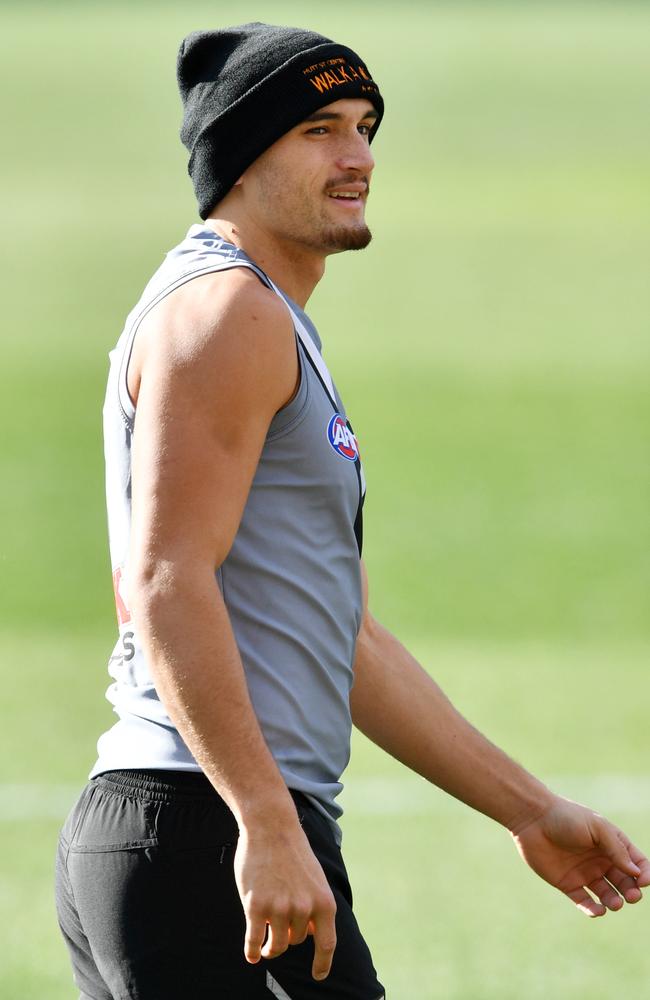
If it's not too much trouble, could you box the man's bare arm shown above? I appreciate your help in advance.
[351,561,650,916]
[127,270,336,979]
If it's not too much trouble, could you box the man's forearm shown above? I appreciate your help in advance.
[130,563,297,830]
[350,614,554,831]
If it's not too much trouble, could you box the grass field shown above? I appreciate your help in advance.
[1,2,649,997]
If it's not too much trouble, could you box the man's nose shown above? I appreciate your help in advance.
[335,133,375,176]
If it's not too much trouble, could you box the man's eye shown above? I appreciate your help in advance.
[358,124,372,136]
[306,126,328,135]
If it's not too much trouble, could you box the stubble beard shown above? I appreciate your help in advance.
[258,171,372,254]
[319,173,372,251]
[282,209,372,255]
[319,174,372,251]
[318,222,372,253]
[310,185,373,253]
[271,200,372,254]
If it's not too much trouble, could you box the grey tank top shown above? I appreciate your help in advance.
[92,224,366,839]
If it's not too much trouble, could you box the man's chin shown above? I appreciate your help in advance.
[321,224,373,253]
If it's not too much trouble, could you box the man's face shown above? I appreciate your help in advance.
[239,98,377,254]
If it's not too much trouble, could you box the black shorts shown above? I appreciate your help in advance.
[55,770,385,1000]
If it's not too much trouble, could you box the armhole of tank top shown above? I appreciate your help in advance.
[266,338,310,441]
[116,259,282,429]
[230,263,311,437]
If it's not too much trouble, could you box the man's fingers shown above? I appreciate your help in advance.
[605,865,644,904]
[288,915,310,947]
[261,916,290,959]
[626,842,650,887]
[310,909,337,981]
[592,822,649,902]
[566,887,606,918]
[597,823,642,879]
[244,912,268,965]
[587,877,623,912]
[245,903,317,965]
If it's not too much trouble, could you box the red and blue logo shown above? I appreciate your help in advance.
[327,413,360,462]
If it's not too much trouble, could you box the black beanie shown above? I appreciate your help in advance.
[177,22,384,219]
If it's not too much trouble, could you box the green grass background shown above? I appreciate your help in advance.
[1,2,649,997]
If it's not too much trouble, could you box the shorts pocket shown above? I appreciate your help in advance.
[69,783,159,853]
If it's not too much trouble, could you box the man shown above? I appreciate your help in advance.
[56,22,649,1000]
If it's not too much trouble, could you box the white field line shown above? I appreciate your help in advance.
[341,774,650,817]
[0,775,649,822]
[0,784,81,822]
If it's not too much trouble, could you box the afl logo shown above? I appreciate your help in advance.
[327,413,360,462]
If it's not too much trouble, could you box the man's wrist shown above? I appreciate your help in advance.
[231,786,301,835]
[503,781,557,835]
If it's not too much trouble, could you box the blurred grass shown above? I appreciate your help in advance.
[1,2,649,997]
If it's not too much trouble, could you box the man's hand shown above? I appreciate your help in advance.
[234,820,337,980]
[511,796,650,916]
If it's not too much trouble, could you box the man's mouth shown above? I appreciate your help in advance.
[328,191,361,200]
[325,180,368,203]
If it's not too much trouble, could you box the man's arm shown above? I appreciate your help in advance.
[351,561,650,916]
[126,269,336,980]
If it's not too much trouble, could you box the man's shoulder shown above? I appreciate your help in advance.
[139,264,294,361]
[129,262,297,411]
[168,264,289,335]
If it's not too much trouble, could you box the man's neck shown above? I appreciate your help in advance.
[205,216,326,310]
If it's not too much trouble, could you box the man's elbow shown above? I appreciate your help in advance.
[128,553,217,623]
[357,605,383,646]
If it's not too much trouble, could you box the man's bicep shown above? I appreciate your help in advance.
[129,285,296,574]
[130,373,264,572]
